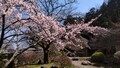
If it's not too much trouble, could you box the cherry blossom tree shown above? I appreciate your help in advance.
[24,14,66,63]
[0,0,34,51]
[0,0,65,66]
[63,14,108,51]
[0,0,109,67]
[25,12,108,64]
[0,0,43,67]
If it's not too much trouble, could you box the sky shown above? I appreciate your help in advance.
[76,0,104,13]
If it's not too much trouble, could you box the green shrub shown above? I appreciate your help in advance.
[91,52,105,62]
[49,51,74,67]
[49,51,62,57]
[49,51,66,63]
[53,55,75,68]
[0,61,5,68]
[0,53,5,61]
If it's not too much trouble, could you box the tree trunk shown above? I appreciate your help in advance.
[5,54,17,68]
[0,15,5,48]
[4,52,18,68]
[4,47,31,68]
[43,49,49,64]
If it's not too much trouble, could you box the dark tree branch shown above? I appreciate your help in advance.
[3,34,23,40]
[5,18,31,30]
[0,14,5,48]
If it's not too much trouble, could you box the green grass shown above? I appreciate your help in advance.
[19,64,53,68]
[26,65,40,68]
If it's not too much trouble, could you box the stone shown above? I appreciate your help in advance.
[81,61,92,65]
[41,66,45,68]
[113,51,120,64]
[51,66,58,68]
[72,58,78,61]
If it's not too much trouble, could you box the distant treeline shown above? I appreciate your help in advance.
[84,0,120,28]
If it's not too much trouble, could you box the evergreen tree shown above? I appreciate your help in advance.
[85,0,120,28]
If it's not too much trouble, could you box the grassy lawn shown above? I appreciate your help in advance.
[19,64,54,68]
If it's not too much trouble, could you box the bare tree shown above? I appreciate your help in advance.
[37,0,78,21]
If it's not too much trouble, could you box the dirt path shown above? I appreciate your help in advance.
[69,57,105,68]
[72,61,104,68]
